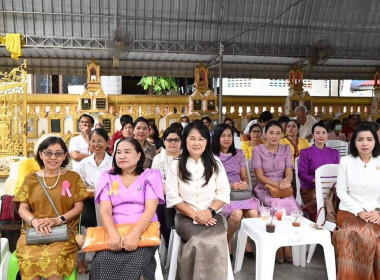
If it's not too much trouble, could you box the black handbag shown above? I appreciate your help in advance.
[25,174,70,245]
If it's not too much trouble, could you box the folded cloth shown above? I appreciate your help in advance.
[6,33,22,60]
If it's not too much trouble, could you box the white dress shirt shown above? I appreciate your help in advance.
[294,115,317,138]
[151,148,177,184]
[337,155,380,216]
[166,156,230,212]
[69,134,91,171]
[77,153,113,192]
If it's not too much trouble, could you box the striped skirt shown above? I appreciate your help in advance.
[332,210,380,280]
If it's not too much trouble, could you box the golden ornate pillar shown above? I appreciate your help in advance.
[286,64,304,116]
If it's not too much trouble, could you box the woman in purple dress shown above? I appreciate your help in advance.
[212,124,260,259]
[252,120,300,263]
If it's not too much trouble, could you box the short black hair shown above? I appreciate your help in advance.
[212,124,236,156]
[287,119,300,130]
[350,122,380,157]
[120,114,133,126]
[201,117,211,124]
[35,136,70,168]
[259,111,274,123]
[312,122,328,134]
[278,116,290,124]
[79,114,94,125]
[109,138,145,175]
[249,123,263,134]
[180,116,190,123]
[163,125,182,141]
[121,120,134,130]
[90,128,109,141]
[330,119,342,130]
[133,116,150,129]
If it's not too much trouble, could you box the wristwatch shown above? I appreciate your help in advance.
[59,215,66,224]
[208,207,217,218]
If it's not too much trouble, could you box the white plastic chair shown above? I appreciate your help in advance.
[1,238,11,280]
[168,229,234,280]
[154,250,164,280]
[0,156,27,195]
[246,160,252,192]
[326,140,349,157]
[294,157,304,206]
[307,164,339,263]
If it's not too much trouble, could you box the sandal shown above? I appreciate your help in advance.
[77,260,87,275]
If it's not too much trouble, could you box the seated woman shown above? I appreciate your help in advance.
[91,138,164,280]
[333,123,380,279]
[298,122,340,222]
[14,136,88,280]
[109,119,134,154]
[166,121,230,280]
[147,123,164,150]
[252,120,300,263]
[212,124,260,259]
[76,128,113,274]
[328,119,346,141]
[241,123,264,160]
[151,125,182,248]
[279,119,310,165]
[223,117,242,137]
[133,117,157,169]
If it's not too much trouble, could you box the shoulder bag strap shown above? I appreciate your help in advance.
[35,173,61,217]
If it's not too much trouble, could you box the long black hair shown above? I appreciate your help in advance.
[109,138,145,175]
[212,124,236,156]
[178,121,219,186]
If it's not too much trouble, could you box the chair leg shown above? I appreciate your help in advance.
[227,245,234,280]
[154,250,164,280]
[165,229,175,270]
[167,230,181,280]
[307,244,317,263]
[7,251,20,280]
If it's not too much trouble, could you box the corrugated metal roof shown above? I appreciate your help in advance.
[0,0,380,78]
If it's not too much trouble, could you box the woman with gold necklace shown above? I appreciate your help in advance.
[14,136,88,280]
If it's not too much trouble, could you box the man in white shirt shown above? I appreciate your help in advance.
[294,105,316,140]
[69,114,94,171]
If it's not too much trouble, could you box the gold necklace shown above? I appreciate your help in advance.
[43,169,61,190]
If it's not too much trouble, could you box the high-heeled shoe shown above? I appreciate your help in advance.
[275,257,284,264]
[285,256,293,263]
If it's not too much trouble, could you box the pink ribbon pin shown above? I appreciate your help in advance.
[62,180,72,198]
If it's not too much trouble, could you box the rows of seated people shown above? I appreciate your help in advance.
[7,106,380,280]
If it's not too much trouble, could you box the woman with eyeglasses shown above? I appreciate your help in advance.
[241,123,264,160]
[76,128,113,274]
[152,125,182,248]
[14,136,88,280]
[166,121,230,279]
[133,117,157,169]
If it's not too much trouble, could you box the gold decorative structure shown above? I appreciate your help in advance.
[190,89,203,112]
[287,64,304,115]
[87,58,101,92]
[26,113,38,137]
[99,113,115,135]
[194,62,209,94]
[204,89,217,113]
[0,60,27,157]
[47,111,65,134]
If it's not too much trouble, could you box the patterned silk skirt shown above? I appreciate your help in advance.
[333,210,380,280]
[175,213,228,280]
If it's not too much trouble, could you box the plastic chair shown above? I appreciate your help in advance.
[168,229,234,280]
[307,164,339,264]
[246,160,252,192]
[7,251,77,280]
[0,156,27,195]
[326,140,349,157]
[1,238,11,280]
[154,249,164,280]
[294,157,304,206]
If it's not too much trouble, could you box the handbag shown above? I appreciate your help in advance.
[81,222,161,253]
[230,190,253,201]
[25,174,69,245]
[325,183,340,224]
[265,184,293,199]
[0,195,21,221]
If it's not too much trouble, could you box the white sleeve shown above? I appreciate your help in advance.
[166,159,183,208]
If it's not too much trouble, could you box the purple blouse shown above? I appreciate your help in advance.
[252,144,293,182]
[217,149,246,184]
[298,145,340,189]
[95,168,165,224]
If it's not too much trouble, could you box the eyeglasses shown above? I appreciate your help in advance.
[165,138,181,143]
[43,151,65,158]
[251,130,262,134]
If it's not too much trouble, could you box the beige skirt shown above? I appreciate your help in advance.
[175,213,228,280]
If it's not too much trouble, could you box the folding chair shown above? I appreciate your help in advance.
[326,140,348,157]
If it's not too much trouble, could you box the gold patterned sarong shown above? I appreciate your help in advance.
[333,210,380,280]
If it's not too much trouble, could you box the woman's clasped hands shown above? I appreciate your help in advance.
[279,178,291,190]
[231,181,248,191]
[193,209,217,226]
[108,231,140,252]
[31,217,61,236]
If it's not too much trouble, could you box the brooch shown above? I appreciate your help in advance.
[62,180,72,198]
[108,181,120,196]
